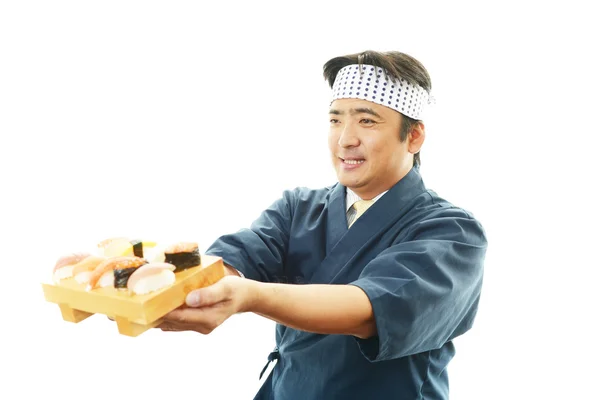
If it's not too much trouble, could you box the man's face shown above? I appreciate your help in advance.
[328,98,419,199]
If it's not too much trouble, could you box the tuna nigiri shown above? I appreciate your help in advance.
[86,256,147,291]
[126,262,176,295]
[53,252,92,282]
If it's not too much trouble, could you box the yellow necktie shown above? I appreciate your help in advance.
[349,199,375,227]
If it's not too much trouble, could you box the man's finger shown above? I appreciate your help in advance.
[163,307,189,322]
[157,321,180,332]
[158,309,217,335]
[186,283,226,307]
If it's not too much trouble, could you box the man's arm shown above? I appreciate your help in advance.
[221,263,376,338]
[248,281,376,339]
[161,275,376,339]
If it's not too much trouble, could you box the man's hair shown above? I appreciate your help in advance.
[323,50,432,166]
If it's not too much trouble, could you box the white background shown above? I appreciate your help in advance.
[1,1,598,399]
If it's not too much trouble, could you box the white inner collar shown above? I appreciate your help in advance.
[345,188,388,212]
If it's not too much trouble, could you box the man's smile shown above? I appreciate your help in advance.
[339,157,366,169]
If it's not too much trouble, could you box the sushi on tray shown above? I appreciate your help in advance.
[51,237,203,295]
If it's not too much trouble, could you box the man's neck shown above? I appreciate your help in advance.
[349,166,413,200]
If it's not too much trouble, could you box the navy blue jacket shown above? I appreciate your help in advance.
[206,167,487,399]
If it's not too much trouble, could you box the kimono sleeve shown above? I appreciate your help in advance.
[348,209,487,362]
[204,190,295,283]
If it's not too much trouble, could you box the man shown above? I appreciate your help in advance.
[159,50,488,399]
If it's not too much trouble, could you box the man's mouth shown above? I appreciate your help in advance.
[340,157,365,165]
[339,157,366,171]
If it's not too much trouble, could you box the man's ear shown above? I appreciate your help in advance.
[408,122,425,154]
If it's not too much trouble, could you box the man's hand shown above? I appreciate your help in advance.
[158,275,257,334]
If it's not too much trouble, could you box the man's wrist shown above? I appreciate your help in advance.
[223,262,243,277]
[241,278,263,313]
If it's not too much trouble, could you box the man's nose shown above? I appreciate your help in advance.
[338,123,360,148]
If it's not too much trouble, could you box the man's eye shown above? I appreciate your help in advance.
[360,119,375,124]
[330,118,340,124]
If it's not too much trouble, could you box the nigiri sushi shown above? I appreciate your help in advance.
[114,263,143,289]
[126,262,176,295]
[164,242,201,272]
[71,255,106,284]
[53,252,91,283]
[86,256,147,291]
[140,243,166,263]
[98,237,157,259]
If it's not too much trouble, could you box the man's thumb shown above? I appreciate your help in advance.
[185,285,221,307]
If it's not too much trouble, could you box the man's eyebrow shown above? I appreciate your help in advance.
[328,108,382,118]
[351,107,382,118]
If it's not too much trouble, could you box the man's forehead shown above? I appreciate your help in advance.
[329,98,396,115]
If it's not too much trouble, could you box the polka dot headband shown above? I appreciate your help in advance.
[331,64,432,120]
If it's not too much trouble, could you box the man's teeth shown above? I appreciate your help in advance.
[343,159,364,165]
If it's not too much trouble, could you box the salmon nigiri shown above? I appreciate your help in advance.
[53,252,92,282]
[86,256,147,291]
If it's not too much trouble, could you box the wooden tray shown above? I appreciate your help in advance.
[42,254,225,337]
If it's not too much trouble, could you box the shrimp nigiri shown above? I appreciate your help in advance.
[71,255,106,284]
[86,256,147,291]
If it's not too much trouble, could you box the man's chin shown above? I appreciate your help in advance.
[336,173,363,189]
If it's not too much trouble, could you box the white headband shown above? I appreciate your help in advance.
[331,64,432,120]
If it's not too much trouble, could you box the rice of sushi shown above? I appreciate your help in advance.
[74,271,93,284]
[53,266,74,283]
